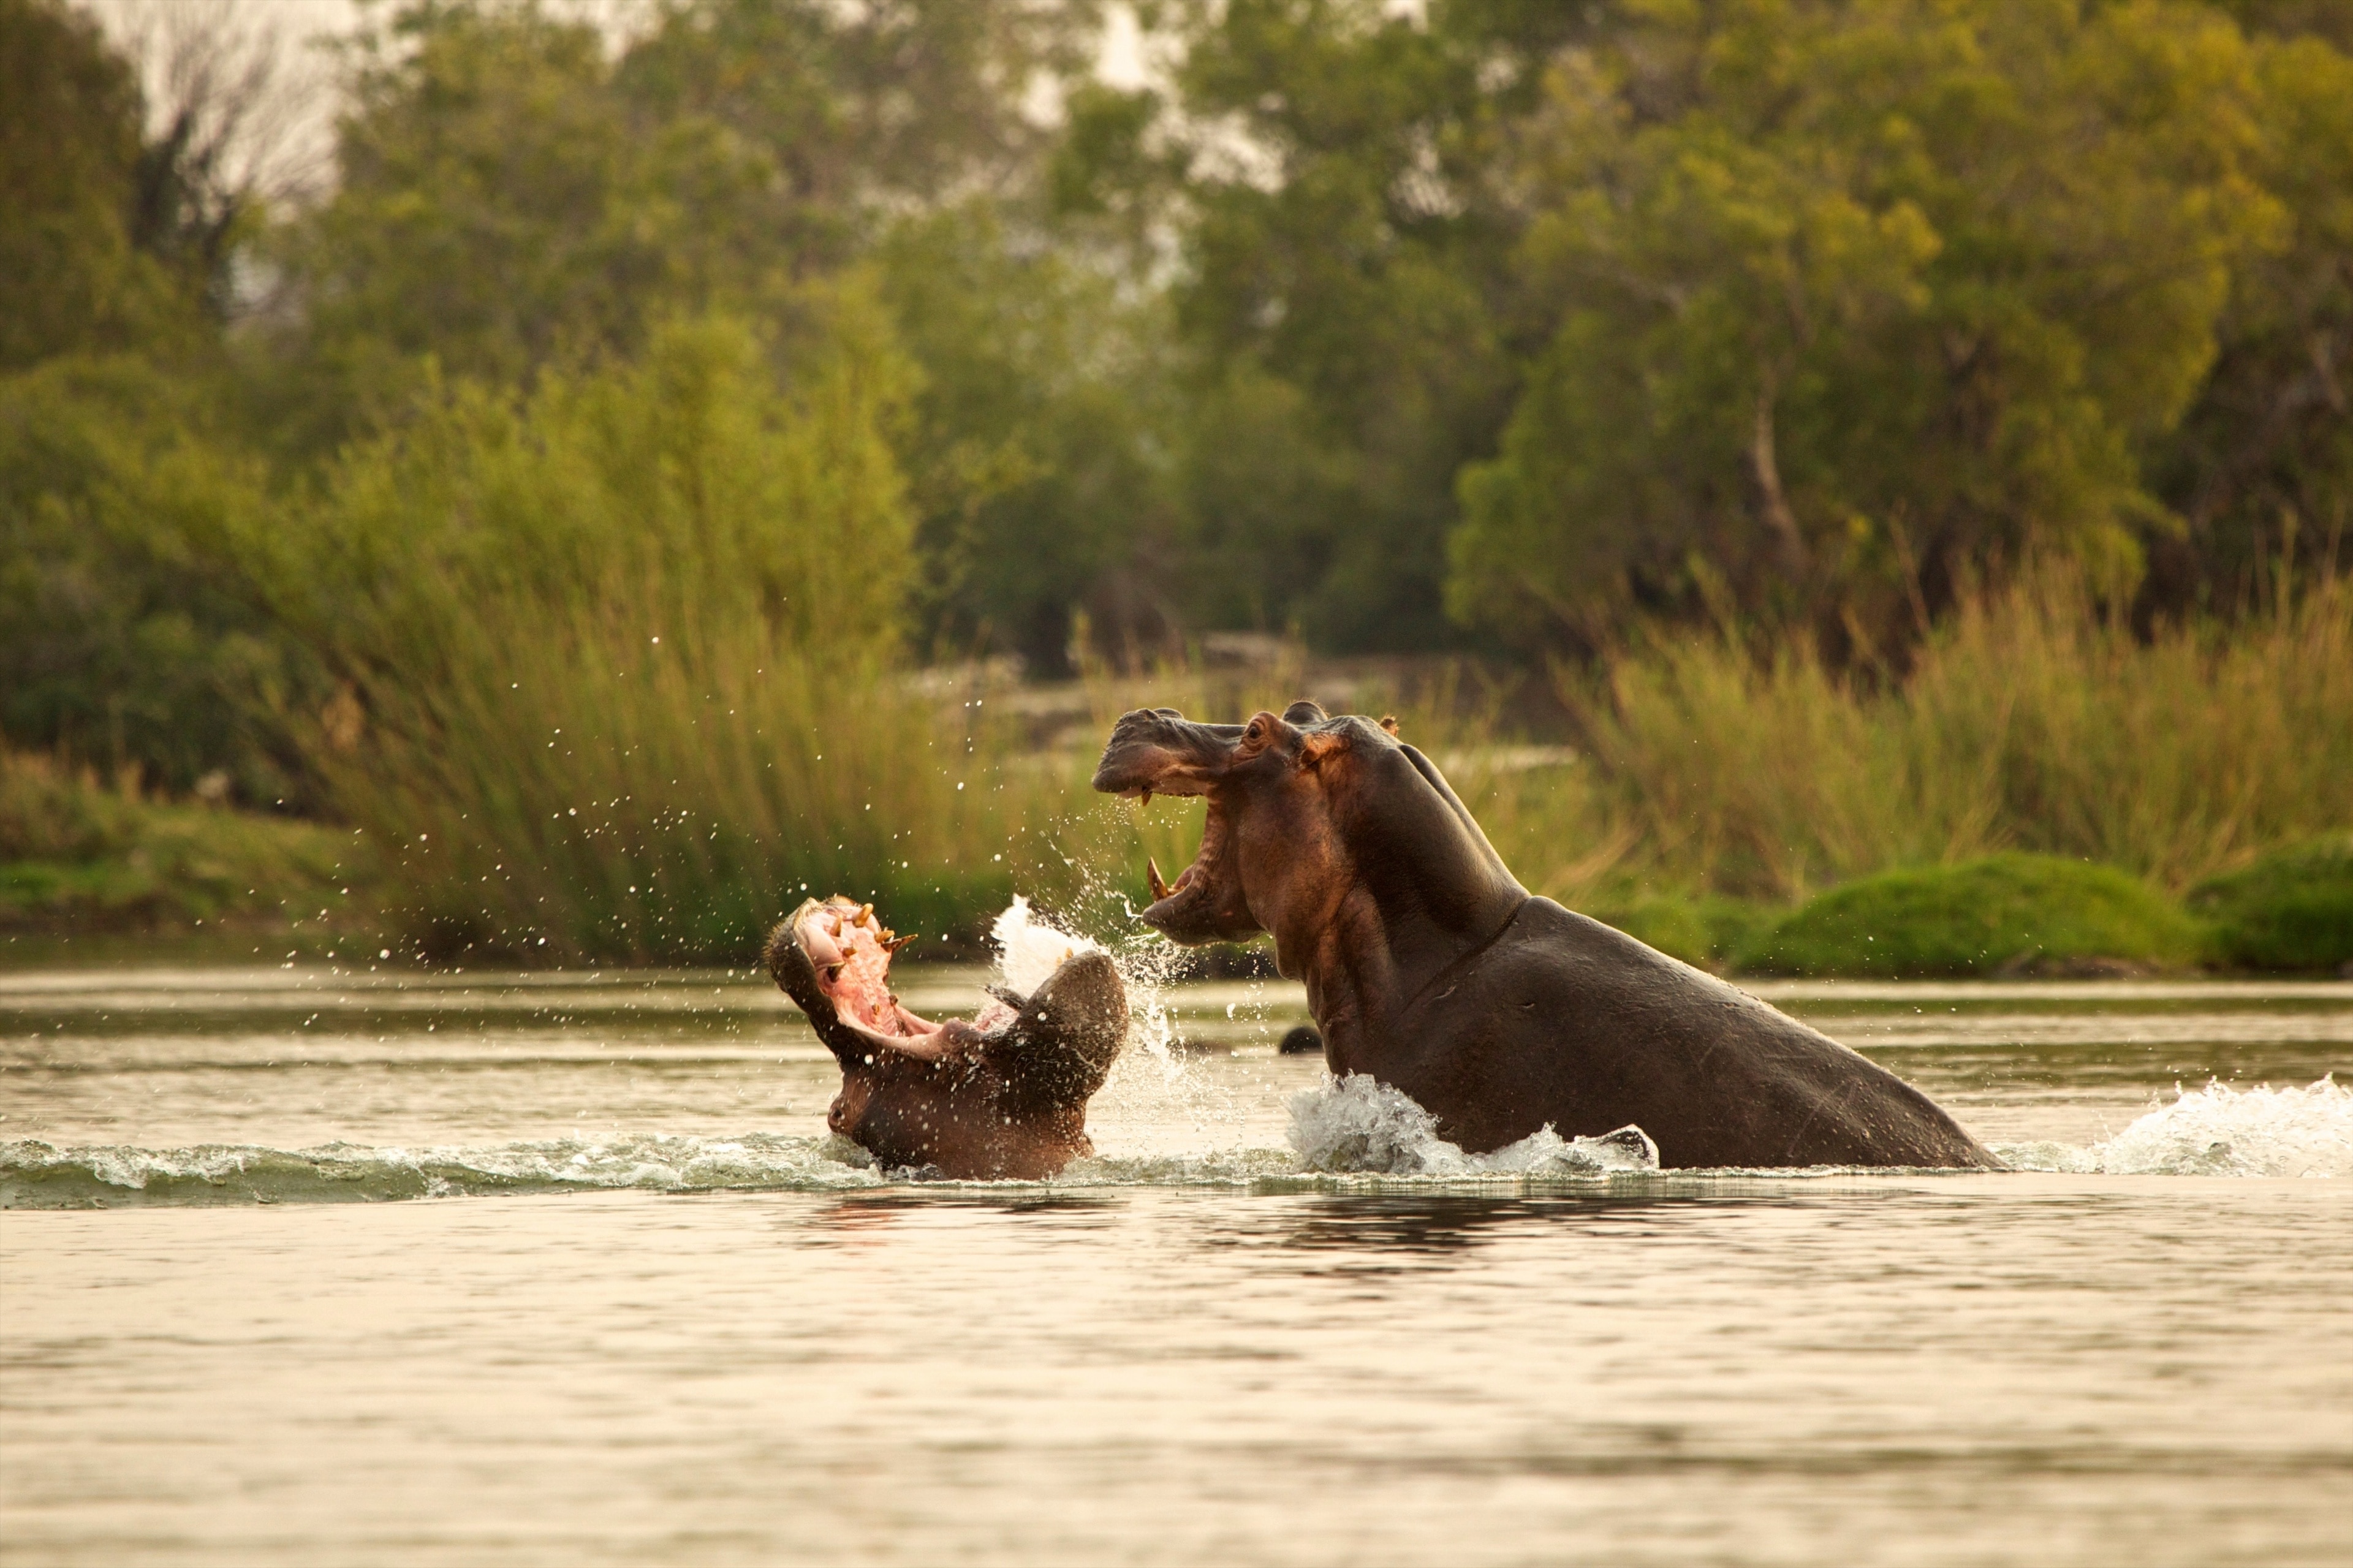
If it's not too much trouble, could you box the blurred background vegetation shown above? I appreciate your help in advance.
[2,0,2348,971]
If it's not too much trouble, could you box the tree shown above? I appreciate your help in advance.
[1448,0,2284,653]
[1083,0,1590,650]
[276,0,1104,453]
[0,0,182,369]
[2153,29,2353,610]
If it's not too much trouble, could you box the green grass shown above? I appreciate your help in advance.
[2188,835,2353,972]
[23,309,2339,975]
[0,752,371,939]
[1558,570,2353,903]
[1736,854,2207,977]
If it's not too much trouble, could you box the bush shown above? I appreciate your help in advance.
[254,305,1082,963]
[0,356,320,804]
[2189,835,2353,972]
[0,751,362,933]
[1582,896,1780,971]
[1738,854,2204,977]
[1565,570,2353,901]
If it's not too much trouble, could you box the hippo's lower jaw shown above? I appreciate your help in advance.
[763,897,1127,1180]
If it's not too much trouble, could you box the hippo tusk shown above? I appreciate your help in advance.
[1147,855,1170,902]
[1140,788,1151,808]
[884,932,917,953]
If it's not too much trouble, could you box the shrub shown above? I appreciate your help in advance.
[1738,854,2205,977]
[2189,835,2353,972]
[1564,569,2353,901]
[0,751,360,933]
[252,304,1088,962]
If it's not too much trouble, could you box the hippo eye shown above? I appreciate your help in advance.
[1246,719,1265,739]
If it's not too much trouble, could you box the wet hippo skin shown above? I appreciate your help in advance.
[765,897,1127,1178]
[1093,704,1999,1169]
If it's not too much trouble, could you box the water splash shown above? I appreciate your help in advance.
[1288,1073,1661,1178]
[13,1076,2349,1206]
[988,889,1246,1148]
[990,895,1107,997]
[1999,1076,2351,1177]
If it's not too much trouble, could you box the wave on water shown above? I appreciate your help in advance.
[1287,1072,1661,1178]
[9,1077,2345,1210]
[0,1132,900,1209]
[1998,1075,2351,1177]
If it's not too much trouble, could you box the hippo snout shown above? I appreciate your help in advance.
[1091,708,1243,797]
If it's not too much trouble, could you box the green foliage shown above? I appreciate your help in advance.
[1451,0,2283,646]
[2189,834,2353,971]
[0,355,320,802]
[257,305,1067,961]
[0,0,194,370]
[878,205,1178,673]
[273,0,1101,454]
[2155,31,2353,605]
[1567,569,2353,901]
[0,751,363,933]
[1585,896,1781,971]
[1739,854,2205,977]
[1150,0,1566,649]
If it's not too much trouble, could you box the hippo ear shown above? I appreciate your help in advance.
[1282,700,1327,724]
[1379,714,1400,737]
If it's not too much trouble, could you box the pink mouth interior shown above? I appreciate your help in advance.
[1150,798,1229,911]
[797,899,1017,1039]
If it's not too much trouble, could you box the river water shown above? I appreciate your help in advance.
[2,957,2349,1566]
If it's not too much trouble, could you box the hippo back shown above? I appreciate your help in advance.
[1389,898,2000,1169]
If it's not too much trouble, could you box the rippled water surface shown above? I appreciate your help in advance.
[4,962,2350,1566]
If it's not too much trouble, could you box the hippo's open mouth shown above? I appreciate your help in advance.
[1089,706,1262,944]
[781,897,1018,1060]
[1140,795,1234,932]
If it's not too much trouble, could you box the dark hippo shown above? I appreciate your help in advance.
[764,896,1127,1178]
[1092,705,1999,1170]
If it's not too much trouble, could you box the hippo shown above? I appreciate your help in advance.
[764,896,1127,1178]
[1092,705,1999,1169]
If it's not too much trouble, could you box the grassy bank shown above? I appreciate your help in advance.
[10,574,2351,975]
[0,752,374,958]
[9,462,2347,975]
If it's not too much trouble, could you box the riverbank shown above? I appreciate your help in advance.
[9,574,2349,977]
[8,768,2345,978]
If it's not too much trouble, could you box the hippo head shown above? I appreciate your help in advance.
[764,896,1126,1178]
[1090,703,1526,974]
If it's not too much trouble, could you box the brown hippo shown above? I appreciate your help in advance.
[764,896,1127,1178]
[1093,704,1999,1170]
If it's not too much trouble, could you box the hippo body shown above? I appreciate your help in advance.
[1368,897,1991,1168]
[765,896,1126,1179]
[1093,703,1998,1170]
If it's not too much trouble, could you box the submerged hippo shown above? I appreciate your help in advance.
[764,896,1127,1178]
[1093,705,1999,1169]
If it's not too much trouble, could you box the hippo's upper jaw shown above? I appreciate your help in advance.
[1091,708,1265,945]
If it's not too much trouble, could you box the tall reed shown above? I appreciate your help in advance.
[246,305,2351,960]
[256,306,1080,960]
[1567,569,2353,901]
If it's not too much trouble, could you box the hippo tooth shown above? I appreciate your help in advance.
[1147,855,1170,902]
[1140,788,1151,808]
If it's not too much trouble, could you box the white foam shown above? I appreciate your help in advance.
[1287,1073,1660,1178]
[1999,1076,2352,1177]
[990,895,1107,997]
[0,1132,887,1207]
